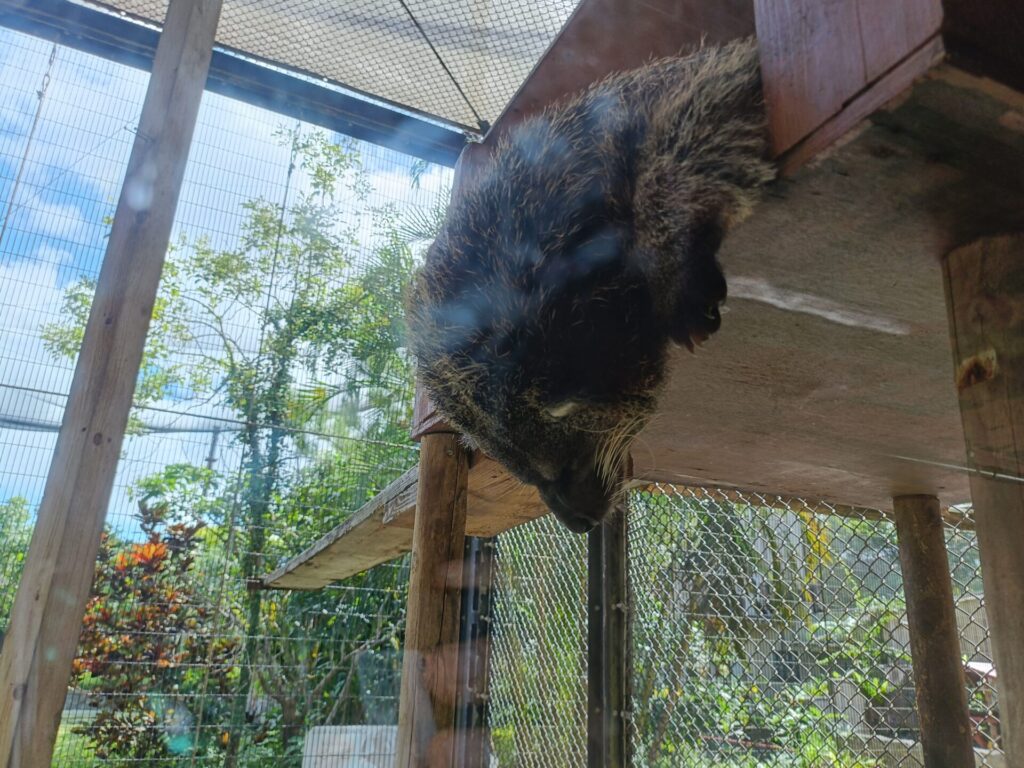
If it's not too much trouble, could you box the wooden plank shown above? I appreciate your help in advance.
[634,66,1024,511]
[944,234,1024,766]
[755,0,943,156]
[858,0,943,82]
[261,466,418,589]
[893,494,975,768]
[263,466,978,593]
[778,35,945,176]
[395,433,470,768]
[0,1,222,765]
[755,0,868,155]
[493,0,753,137]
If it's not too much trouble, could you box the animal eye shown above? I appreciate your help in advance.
[704,304,719,320]
[546,401,579,419]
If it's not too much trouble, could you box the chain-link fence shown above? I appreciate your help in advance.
[490,486,1003,768]
[0,24,451,766]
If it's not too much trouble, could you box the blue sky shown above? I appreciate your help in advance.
[0,26,452,540]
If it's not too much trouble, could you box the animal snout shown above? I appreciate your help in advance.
[538,465,614,534]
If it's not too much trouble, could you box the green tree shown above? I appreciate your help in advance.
[45,127,435,763]
[0,496,33,638]
[72,467,237,764]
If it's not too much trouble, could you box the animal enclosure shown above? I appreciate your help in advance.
[1,0,1023,767]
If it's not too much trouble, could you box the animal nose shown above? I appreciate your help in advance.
[539,480,610,534]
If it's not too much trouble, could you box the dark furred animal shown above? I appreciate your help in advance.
[406,39,774,533]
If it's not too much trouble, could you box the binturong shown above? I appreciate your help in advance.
[405,38,775,533]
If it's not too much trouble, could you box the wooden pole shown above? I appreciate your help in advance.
[944,234,1024,765]
[0,1,221,765]
[454,536,496,768]
[587,471,631,768]
[603,500,630,768]
[586,523,606,768]
[396,433,469,767]
[892,494,975,767]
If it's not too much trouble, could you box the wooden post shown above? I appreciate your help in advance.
[944,234,1024,765]
[892,495,975,767]
[396,433,470,767]
[603,501,630,768]
[0,1,221,765]
[587,476,631,768]
[453,536,496,767]
[586,523,606,768]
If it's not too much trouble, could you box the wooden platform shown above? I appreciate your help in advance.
[265,60,1024,590]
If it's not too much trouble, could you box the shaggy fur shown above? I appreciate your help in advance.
[406,39,775,532]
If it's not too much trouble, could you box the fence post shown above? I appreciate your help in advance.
[943,234,1024,765]
[396,433,469,767]
[893,494,975,767]
[454,536,496,767]
[587,471,631,768]
[0,1,221,765]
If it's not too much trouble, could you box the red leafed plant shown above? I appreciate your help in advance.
[72,469,237,763]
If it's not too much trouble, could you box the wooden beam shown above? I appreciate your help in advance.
[0,1,221,764]
[892,495,974,767]
[603,501,630,768]
[588,464,631,768]
[944,234,1024,765]
[395,433,470,768]
[262,466,418,589]
[754,0,943,156]
[263,459,980,592]
[453,536,496,768]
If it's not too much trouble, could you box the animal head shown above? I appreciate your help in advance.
[406,205,667,533]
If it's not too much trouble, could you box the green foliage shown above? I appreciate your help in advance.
[0,496,32,637]
[72,474,237,764]
[46,127,433,764]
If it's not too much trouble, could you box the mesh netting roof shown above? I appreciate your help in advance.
[92,0,581,130]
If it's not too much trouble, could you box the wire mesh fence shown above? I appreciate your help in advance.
[489,486,1003,768]
[0,23,451,766]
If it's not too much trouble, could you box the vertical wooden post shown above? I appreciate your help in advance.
[944,234,1024,765]
[603,501,630,768]
[892,494,975,767]
[587,474,631,768]
[396,433,469,767]
[0,1,221,765]
[586,523,606,768]
[454,536,496,767]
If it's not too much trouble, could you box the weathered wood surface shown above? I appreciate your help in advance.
[755,0,943,155]
[893,495,975,768]
[635,66,1024,510]
[395,434,470,768]
[0,1,222,765]
[262,467,419,589]
[944,234,1024,766]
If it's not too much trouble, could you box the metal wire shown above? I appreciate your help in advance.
[489,487,1003,768]
[0,26,451,766]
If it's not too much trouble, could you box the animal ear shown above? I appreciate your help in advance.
[546,400,580,419]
